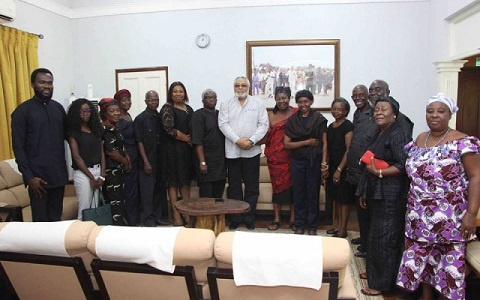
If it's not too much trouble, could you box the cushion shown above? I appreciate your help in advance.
[0,161,23,188]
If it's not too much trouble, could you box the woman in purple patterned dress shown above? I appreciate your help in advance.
[397,93,480,300]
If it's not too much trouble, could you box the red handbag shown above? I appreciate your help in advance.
[360,150,389,169]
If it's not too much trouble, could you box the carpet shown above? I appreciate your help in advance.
[230,227,383,300]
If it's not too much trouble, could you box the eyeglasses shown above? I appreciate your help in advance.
[234,84,248,88]
[80,109,93,115]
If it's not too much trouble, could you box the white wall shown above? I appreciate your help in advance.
[9,0,477,137]
[70,2,433,135]
[10,1,74,110]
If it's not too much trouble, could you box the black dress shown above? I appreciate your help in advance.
[357,122,411,292]
[326,120,354,206]
[117,117,140,225]
[159,103,194,186]
[102,124,128,226]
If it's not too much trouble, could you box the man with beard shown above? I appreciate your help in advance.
[11,68,68,221]
[218,77,269,230]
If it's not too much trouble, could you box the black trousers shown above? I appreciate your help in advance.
[139,171,165,226]
[28,186,65,222]
[353,183,370,250]
[199,179,226,198]
[226,154,260,224]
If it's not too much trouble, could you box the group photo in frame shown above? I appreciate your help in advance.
[246,39,340,111]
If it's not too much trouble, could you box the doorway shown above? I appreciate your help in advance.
[115,67,169,118]
[456,65,480,138]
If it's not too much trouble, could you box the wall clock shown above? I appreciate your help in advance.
[196,33,211,48]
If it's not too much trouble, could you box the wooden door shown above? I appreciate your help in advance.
[115,67,168,118]
[456,67,480,138]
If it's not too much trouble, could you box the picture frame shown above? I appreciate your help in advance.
[246,39,340,111]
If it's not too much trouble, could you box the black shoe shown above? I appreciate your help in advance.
[229,222,239,230]
[354,251,367,258]
[357,245,365,252]
[246,222,255,230]
[156,219,171,226]
[351,237,361,245]
[326,228,338,235]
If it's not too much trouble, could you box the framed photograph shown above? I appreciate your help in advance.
[246,39,340,111]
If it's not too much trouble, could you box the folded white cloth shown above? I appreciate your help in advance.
[232,231,323,289]
[95,226,181,273]
[0,220,75,257]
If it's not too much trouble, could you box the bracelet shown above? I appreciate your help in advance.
[337,167,342,172]
[98,176,105,181]
[321,162,328,166]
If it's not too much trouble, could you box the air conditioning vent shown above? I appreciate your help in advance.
[0,0,16,23]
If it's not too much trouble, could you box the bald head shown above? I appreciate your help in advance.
[351,84,369,110]
[369,79,390,104]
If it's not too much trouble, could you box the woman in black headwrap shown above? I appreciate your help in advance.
[284,90,328,236]
[114,89,140,226]
[357,96,411,296]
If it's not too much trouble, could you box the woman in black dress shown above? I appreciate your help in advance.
[160,82,194,226]
[325,98,354,238]
[99,98,130,226]
[114,89,140,226]
[357,96,411,296]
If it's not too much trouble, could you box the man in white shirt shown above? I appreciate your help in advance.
[218,76,269,230]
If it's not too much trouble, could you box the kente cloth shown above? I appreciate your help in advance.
[264,107,298,194]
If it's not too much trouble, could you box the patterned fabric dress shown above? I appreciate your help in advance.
[102,124,129,226]
[264,107,298,204]
[397,136,480,300]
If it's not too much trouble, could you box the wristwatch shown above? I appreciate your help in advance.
[249,139,254,146]
[378,169,383,179]
[200,162,207,166]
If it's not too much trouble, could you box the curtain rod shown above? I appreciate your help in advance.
[34,33,44,39]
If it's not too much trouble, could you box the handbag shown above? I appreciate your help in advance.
[360,150,389,169]
[82,189,112,225]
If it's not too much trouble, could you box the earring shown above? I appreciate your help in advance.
[394,115,397,119]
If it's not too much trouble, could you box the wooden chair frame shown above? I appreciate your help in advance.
[0,251,96,300]
[207,267,339,300]
[91,259,198,300]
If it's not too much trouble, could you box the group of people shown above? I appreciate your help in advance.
[10,68,480,300]
[252,65,334,98]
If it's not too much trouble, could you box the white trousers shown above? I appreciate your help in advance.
[73,165,101,220]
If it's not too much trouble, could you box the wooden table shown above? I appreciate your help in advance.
[174,198,250,235]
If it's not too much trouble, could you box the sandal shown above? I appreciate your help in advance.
[289,222,296,231]
[326,228,338,234]
[359,272,368,280]
[268,222,281,231]
[361,288,382,296]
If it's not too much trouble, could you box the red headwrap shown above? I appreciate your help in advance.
[114,89,131,101]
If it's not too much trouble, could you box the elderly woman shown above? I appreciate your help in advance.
[397,94,480,300]
[160,82,194,226]
[264,87,298,231]
[99,98,130,226]
[284,89,328,235]
[114,89,140,226]
[357,96,411,296]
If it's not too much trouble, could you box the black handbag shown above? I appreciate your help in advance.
[82,189,112,225]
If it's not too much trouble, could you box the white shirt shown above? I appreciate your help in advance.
[218,95,269,159]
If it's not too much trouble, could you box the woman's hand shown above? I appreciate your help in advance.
[304,138,319,147]
[359,197,367,209]
[333,169,341,184]
[460,211,477,239]
[366,157,379,175]
[200,163,208,174]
